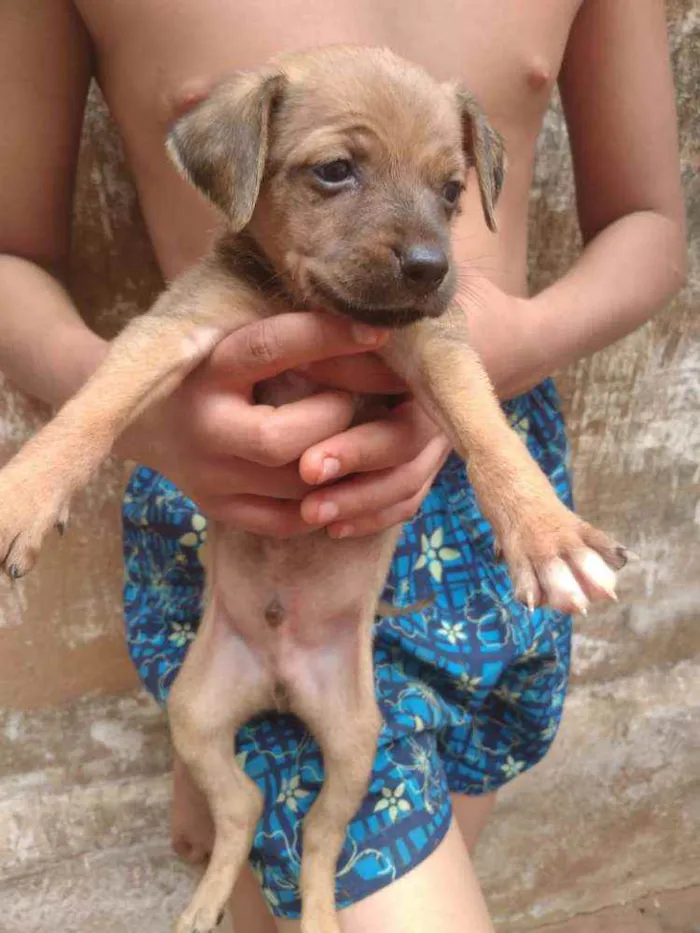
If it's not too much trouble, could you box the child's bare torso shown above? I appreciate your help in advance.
[74,0,582,287]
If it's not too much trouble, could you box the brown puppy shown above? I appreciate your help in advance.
[0,47,628,933]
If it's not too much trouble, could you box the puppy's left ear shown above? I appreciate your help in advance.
[166,70,286,231]
[454,87,506,232]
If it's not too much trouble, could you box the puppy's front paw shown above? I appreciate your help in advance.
[499,502,632,614]
[0,461,72,579]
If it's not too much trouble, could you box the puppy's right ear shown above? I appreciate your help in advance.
[166,71,286,231]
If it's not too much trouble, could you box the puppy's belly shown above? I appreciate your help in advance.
[208,525,397,711]
[204,373,397,712]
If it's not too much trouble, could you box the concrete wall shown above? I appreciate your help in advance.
[0,3,697,929]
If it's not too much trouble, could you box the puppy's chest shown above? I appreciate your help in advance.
[254,368,391,424]
[253,371,317,406]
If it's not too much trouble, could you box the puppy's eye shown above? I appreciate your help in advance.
[312,159,354,186]
[442,181,463,205]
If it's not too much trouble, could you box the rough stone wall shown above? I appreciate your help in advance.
[0,2,697,928]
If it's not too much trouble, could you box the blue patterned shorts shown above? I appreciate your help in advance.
[123,378,573,917]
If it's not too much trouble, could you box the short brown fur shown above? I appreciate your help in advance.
[0,46,627,933]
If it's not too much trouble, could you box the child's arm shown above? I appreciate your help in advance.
[465,0,686,400]
[0,1,102,406]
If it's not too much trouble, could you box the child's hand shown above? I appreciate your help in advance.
[119,311,447,536]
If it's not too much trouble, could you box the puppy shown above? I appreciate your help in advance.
[0,46,629,933]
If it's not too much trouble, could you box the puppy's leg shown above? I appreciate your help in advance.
[169,587,271,933]
[286,615,382,933]
[383,315,629,613]
[0,262,263,578]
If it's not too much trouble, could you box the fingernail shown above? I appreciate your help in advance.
[316,501,340,523]
[330,524,354,539]
[352,323,386,345]
[320,457,341,482]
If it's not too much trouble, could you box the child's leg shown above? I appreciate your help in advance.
[228,869,278,933]
[452,792,498,853]
[221,796,499,933]
[275,820,494,933]
[220,789,499,933]
[171,753,215,866]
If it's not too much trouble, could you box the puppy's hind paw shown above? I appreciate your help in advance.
[175,905,227,933]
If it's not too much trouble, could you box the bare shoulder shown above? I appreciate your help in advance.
[0,0,93,271]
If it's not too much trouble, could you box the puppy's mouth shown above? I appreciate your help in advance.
[308,274,444,328]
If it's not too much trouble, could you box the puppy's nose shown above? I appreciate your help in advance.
[399,243,449,290]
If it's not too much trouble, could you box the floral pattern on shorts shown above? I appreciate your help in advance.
[123,378,574,917]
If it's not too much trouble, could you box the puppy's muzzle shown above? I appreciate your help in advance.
[308,272,449,328]
[306,238,454,328]
[396,242,449,292]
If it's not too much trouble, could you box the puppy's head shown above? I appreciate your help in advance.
[167,47,505,326]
